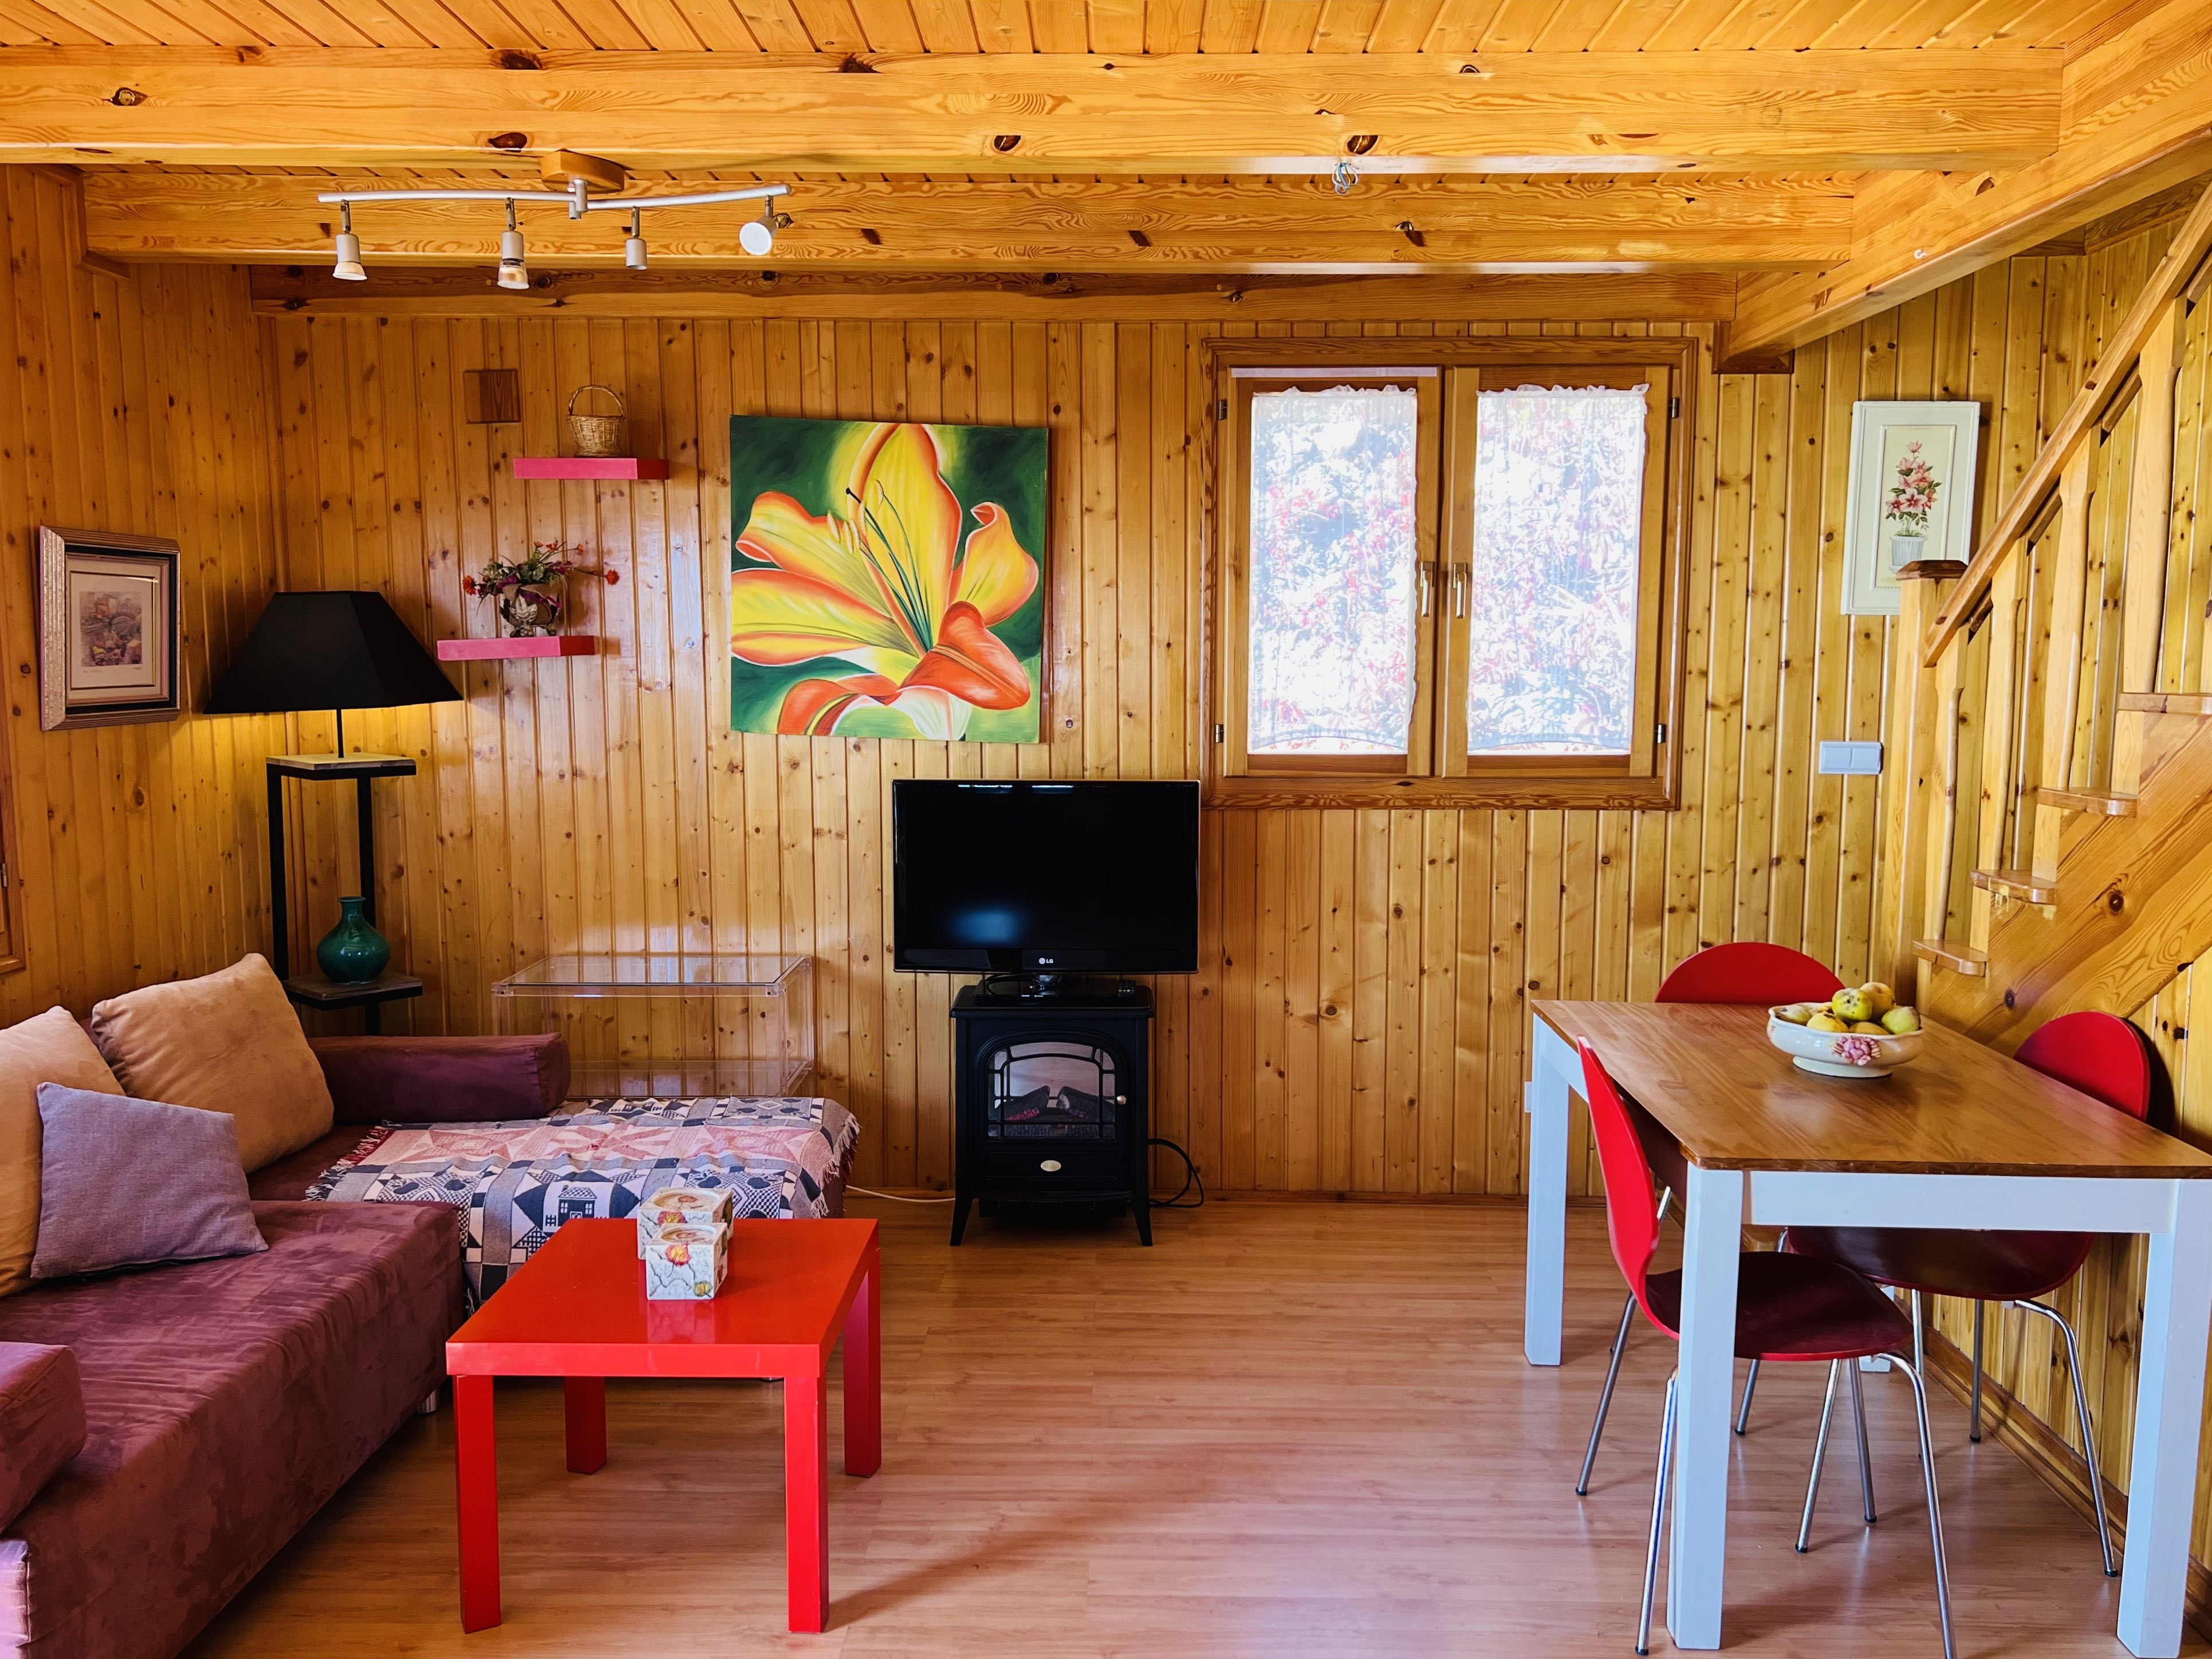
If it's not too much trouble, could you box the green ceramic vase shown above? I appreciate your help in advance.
[316,895,391,984]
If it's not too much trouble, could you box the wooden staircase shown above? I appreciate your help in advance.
[1883,182,2212,1053]
[1922,698,2212,1048]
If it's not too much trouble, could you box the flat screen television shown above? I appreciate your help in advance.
[893,780,1200,974]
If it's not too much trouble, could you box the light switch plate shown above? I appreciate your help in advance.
[1817,740,1884,776]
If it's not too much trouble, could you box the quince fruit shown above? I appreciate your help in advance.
[1851,1021,1888,1036]
[1806,1012,1848,1033]
[1774,1003,1815,1025]
[1881,1006,1922,1036]
[1830,987,1874,1024]
[1859,981,1896,1016]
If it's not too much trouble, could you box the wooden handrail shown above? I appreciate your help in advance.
[1921,179,2212,669]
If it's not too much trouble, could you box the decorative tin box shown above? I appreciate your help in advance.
[636,1186,735,1255]
[643,1223,729,1300]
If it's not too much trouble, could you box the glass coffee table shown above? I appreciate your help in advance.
[492,953,814,1099]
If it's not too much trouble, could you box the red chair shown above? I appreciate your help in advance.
[1577,1039,1954,1657]
[1784,1009,2151,1577]
[1576,943,1845,1495]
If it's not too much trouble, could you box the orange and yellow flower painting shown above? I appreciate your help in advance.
[728,416,1048,741]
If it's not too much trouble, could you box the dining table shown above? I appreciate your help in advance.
[1523,999,2212,1658]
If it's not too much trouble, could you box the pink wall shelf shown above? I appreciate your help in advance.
[437,635,601,662]
[511,457,671,481]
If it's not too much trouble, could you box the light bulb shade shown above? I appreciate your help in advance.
[738,218,774,257]
[206,591,461,717]
[497,224,529,289]
[332,230,366,281]
[624,234,648,270]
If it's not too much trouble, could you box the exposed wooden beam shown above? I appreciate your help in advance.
[81,169,1853,272]
[0,46,2060,175]
[1724,0,2212,362]
[243,265,1740,321]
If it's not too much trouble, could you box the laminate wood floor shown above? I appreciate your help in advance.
[186,1200,2194,1658]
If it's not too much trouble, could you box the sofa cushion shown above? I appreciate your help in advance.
[0,1345,84,1532]
[89,954,334,1174]
[0,1010,125,1299]
[309,1032,571,1125]
[31,1087,266,1281]
[0,1201,463,1659]
[246,1123,377,1204]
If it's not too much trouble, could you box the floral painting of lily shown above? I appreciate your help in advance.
[728,416,1048,741]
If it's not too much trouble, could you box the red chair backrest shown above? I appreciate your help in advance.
[1579,1039,1663,1314]
[1658,942,1844,1006]
[2016,1011,2152,1122]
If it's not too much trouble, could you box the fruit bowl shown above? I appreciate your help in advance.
[1767,1008,1925,1079]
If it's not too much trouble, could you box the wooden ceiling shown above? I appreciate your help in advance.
[2,0,2206,365]
[0,0,2151,54]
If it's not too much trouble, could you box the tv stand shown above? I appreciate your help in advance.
[949,981,1153,1246]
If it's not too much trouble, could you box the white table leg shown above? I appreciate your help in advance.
[2118,1181,2212,1658]
[1668,1161,1743,1652]
[1524,1019,1575,1366]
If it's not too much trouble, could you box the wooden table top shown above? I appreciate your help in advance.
[1536,1001,2212,1178]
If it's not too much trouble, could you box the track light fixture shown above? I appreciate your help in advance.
[738,200,794,259]
[332,201,367,281]
[496,200,529,290]
[317,177,793,286]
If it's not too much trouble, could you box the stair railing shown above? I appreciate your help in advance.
[1878,181,2212,998]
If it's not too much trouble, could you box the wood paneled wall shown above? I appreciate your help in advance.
[0,168,288,1021]
[266,239,2168,1202]
[14,153,2212,1605]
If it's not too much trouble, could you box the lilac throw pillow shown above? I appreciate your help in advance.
[29,1083,267,1280]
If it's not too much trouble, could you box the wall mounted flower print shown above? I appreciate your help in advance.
[729,417,1048,741]
[1840,400,1981,615]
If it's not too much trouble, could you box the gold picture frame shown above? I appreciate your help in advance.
[36,525,182,732]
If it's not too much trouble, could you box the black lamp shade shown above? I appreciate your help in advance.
[206,591,461,715]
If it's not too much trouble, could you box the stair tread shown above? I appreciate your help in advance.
[2116,691,2212,717]
[1913,938,1990,976]
[2037,786,2139,816]
[1970,867,2059,903]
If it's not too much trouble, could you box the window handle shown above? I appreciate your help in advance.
[1451,561,1470,618]
[1418,561,1435,618]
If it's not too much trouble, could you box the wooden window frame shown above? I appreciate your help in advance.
[1201,336,1695,811]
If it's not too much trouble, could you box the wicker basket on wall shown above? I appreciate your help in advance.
[568,384,628,457]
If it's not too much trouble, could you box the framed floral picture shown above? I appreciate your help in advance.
[727,416,1047,741]
[1841,402,1982,615]
[35,526,182,731]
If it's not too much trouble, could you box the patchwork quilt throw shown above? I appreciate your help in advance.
[305,1096,859,1300]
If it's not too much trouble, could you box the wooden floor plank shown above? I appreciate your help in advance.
[186,1202,2158,1659]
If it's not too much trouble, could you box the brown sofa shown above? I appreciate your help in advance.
[0,1033,565,1659]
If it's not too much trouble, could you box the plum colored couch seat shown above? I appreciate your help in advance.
[0,1032,564,1659]
[0,1203,462,1659]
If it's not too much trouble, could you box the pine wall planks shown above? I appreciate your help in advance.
[11,155,2212,1598]
[264,237,2171,1204]
[0,168,290,1023]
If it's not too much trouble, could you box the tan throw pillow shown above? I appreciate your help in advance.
[90,954,333,1175]
[0,1007,124,1298]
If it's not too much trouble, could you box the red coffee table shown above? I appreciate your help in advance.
[443,1216,881,1634]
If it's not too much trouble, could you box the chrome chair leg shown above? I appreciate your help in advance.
[1969,1300,1985,1444]
[1580,1189,1672,1494]
[1848,1358,1877,1523]
[1910,1287,1926,1374]
[1638,1370,1679,1658]
[2014,1297,2119,1576]
[1580,1291,1637,1496]
[1888,1353,1957,1659]
[1730,1229,1788,1440]
[1797,1359,1840,1552]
